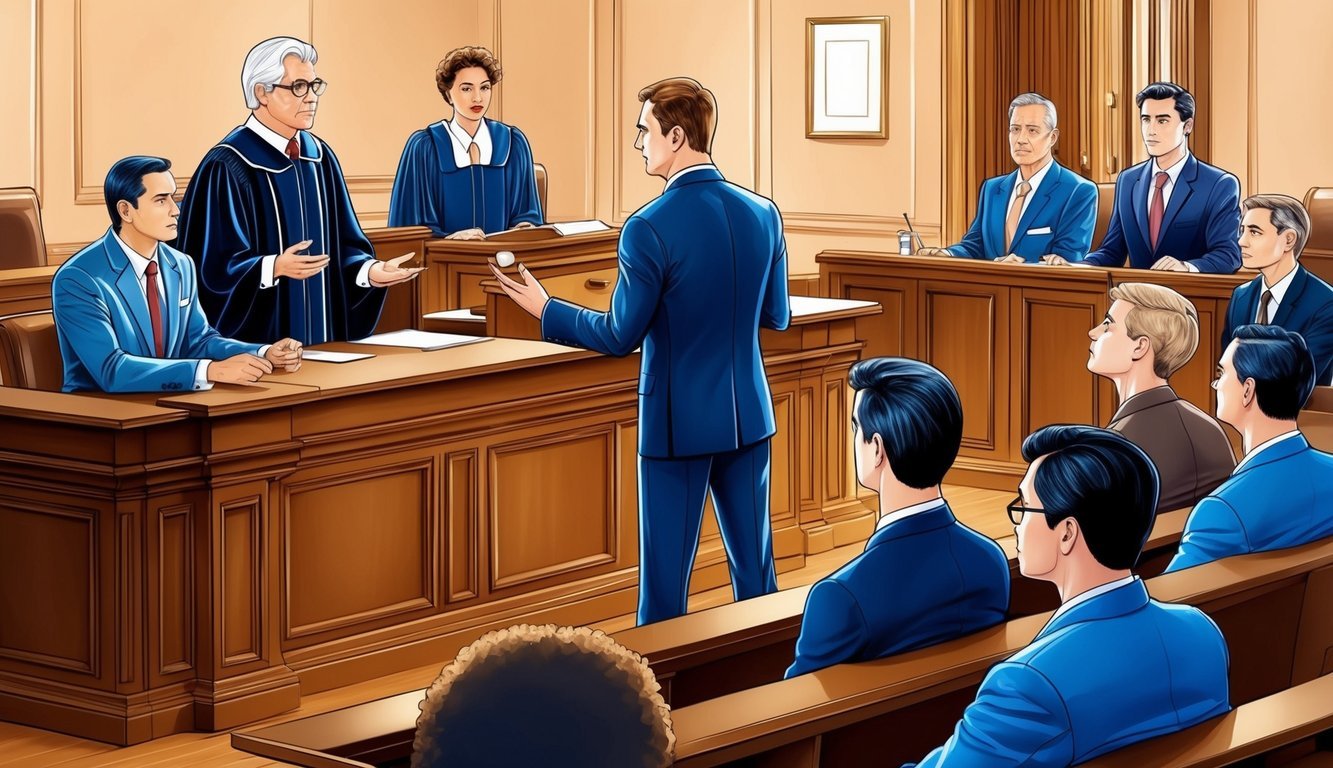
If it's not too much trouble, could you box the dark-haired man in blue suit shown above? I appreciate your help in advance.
[491,77,790,624]
[786,358,1009,678]
[908,426,1230,767]
[1167,325,1333,572]
[1063,82,1241,273]
[53,156,303,393]
[1222,194,1333,385]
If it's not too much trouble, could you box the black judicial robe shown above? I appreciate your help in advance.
[178,127,384,345]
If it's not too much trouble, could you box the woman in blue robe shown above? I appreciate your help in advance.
[389,46,543,239]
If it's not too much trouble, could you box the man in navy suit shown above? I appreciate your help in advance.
[490,77,790,624]
[785,358,1009,678]
[1167,325,1333,572]
[53,156,303,393]
[908,426,1230,767]
[920,93,1097,263]
[1063,82,1241,273]
[1222,194,1333,384]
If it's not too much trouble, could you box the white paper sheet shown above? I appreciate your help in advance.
[302,349,376,363]
[349,330,493,351]
[551,220,611,236]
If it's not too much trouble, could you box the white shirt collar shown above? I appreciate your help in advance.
[446,117,492,166]
[1259,263,1300,304]
[875,498,946,531]
[1012,158,1054,198]
[1151,149,1190,187]
[1234,429,1302,474]
[245,114,298,155]
[111,229,159,282]
[664,163,718,191]
[1049,575,1138,624]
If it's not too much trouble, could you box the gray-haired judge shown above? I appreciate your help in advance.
[919,93,1098,264]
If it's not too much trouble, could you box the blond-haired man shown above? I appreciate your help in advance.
[1087,282,1235,510]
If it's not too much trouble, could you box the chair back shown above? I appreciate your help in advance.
[0,311,63,391]
[1091,182,1116,251]
[535,163,548,220]
[1301,186,1333,283]
[0,187,47,269]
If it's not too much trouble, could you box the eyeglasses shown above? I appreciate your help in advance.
[270,79,327,98]
[1006,495,1060,526]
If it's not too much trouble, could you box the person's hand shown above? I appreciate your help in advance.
[916,247,953,257]
[1040,254,1085,267]
[265,338,303,372]
[445,228,487,240]
[488,261,550,319]
[1151,255,1190,272]
[995,254,1025,264]
[369,253,426,287]
[273,240,329,280]
[514,221,537,229]
[206,353,273,385]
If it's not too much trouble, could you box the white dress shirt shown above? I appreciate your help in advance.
[875,497,946,532]
[1048,574,1139,625]
[1008,157,1054,222]
[112,231,212,390]
[445,117,493,167]
[664,163,718,191]
[1254,265,1300,323]
[1233,430,1302,475]
[243,116,375,291]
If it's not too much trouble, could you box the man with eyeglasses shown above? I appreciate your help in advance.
[908,425,1230,767]
[917,93,1097,263]
[1166,325,1333,573]
[178,37,423,346]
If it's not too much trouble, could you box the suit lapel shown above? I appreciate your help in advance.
[1237,278,1262,326]
[1011,165,1063,251]
[988,174,1016,252]
[1132,164,1152,251]
[1155,155,1198,253]
[1271,267,1309,327]
[158,245,183,355]
[105,238,154,354]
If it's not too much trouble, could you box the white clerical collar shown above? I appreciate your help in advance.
[664,163,718,191]
[245,114,299,154]
[446,117,492,166]
[875,498,945,531]
[1234,430,1302,474]
[1050,575,1138,624]
[1259,263,1300,301]
[1152,149,1190,185]
[111,229,158,281]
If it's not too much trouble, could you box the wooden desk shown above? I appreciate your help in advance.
[820,251,1250,488]
[0,298,875,745]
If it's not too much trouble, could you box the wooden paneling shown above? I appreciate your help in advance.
[153,503,194,679]
[842,276,916,360]
[220,496,261,666]
[446,450,480,604]
[923,283,1008,455]
[1017,286,1108,438]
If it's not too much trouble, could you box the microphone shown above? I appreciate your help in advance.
[902,213,925,253]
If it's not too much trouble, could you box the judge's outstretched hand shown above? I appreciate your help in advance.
[488,261,549,319]
[445,227,486,240]
[206,353,273,386]
[265,338,303,373]
[274,241,330,280]
[369,253,426,288]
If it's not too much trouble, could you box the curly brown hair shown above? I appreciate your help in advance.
[435,46,502,106]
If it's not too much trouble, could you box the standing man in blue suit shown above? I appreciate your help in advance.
[490,77,790,624]
[919,93,1097,263]
[1069,82,1241,272]
[1223,194,1333,384]
[785,358,1009,678]
[1167,325,1333,572]
[908,426,1230,767]
[53,156,303,393]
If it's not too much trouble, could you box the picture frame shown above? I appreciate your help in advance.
[805,16,889,138]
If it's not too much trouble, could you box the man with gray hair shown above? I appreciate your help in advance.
[1222,193,1333,384]
[179,37,423,345]
[919,92,1097,263]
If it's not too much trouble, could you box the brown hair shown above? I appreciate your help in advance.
[637,77,717,154]
[1108,282,1200,379]
[435,46,502,106]
[1242,193,1311,259]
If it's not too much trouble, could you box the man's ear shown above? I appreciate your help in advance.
[1241,377,1257,408]
[1058,518,1080,556]
[870,432,886,469]
[669,125,685,151]
[1183,116,1195,137]
[254,84,270,108]
[1131,334,1152,362]
[116,199,134,226]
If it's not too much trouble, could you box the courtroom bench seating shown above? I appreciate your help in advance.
[1303,186,1333,285]
[0,186,47,269]
[0,310,60,390]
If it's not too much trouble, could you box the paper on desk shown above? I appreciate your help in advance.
[552,219,611,236]
[349,329,493,351]
[303,349,375,363]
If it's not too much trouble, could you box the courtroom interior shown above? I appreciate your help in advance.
[2,1,1333,766]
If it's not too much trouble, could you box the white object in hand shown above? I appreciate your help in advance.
[496,251,516,268]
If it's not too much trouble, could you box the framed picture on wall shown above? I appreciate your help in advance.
[806,16,888,138]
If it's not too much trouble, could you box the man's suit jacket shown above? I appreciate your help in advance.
[948,161,1098,262]
[1167,433,1333,572]
[1083,153,1241,272]
[908,578,1230,767]
[786,503,1009,678]
[53,229,261,393]
[1222,265,1333,385]
[542,167,790,458]
[1107,386,1236,511]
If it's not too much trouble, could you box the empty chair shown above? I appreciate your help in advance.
[0,187,47,269]
[0,311,62,390]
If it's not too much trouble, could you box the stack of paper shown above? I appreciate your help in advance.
[350,330,493,351]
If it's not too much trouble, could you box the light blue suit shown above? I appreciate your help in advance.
[53,229,261,393]
[1167,433,1333,573]
[908,578,1230,767]
[947,161,1098,262]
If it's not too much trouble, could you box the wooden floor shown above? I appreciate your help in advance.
[0,484,1011,768]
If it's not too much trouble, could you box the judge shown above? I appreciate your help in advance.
[178,36,422,345]
[388,46,543,239]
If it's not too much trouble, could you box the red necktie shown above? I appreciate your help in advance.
[286,136,300,163]
[1148,171,1169,250]
[144,260,165,357]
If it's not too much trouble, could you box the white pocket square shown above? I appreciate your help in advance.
[1026,226,1053,235]
[178,298,191,307]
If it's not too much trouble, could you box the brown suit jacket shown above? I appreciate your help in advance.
[1108,386,1237,511]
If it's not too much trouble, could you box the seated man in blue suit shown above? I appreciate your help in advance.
[53,156,303,393]
[919,93,1097,263]
[1167,325,1333,572]
[785,358,1009,678]
[1222,194,1333,385]
[489,77,790,625]
[1065,82,1241,273]
[908,426,1230,767]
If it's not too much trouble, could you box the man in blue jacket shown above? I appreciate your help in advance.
[908,426,1230,767]
[490,77,790,624]
[785,358,1009,678]
[1066,82,1241,273]
[1167,325,1333,572]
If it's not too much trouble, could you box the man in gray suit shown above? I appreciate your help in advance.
[1087,282,1236,510]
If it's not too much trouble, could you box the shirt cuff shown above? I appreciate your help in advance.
[356,259,375,289]
[193,361,215,391]
[260,255,279,288]
[1184,262,1200,273]
[257,344,271,357]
